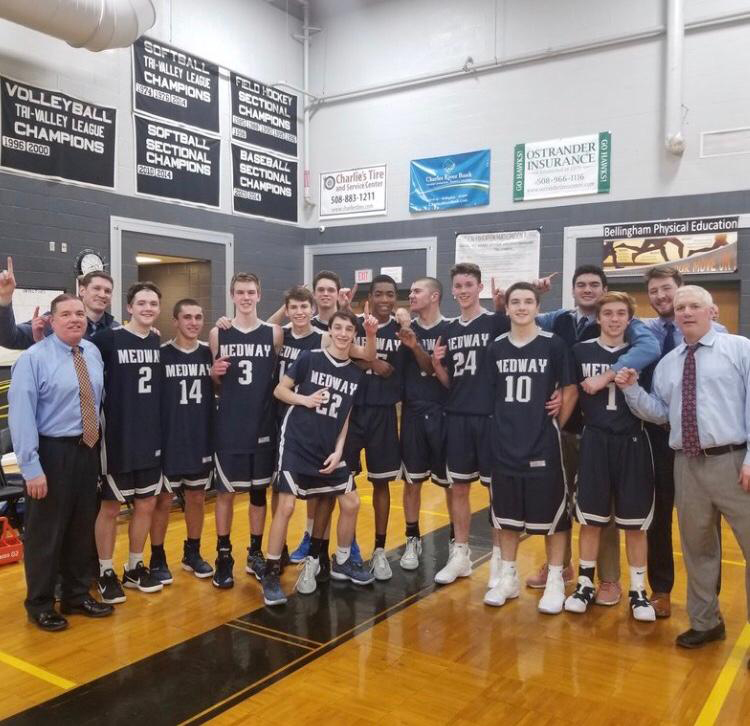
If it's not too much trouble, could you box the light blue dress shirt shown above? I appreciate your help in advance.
[8,334,104,480]
[622,329,750,466]
[640,316,727,350]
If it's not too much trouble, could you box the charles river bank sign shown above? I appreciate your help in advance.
[513,132,610,201]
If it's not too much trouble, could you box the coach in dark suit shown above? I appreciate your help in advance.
[9,294,113,631]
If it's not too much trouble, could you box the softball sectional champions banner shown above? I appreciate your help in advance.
[409,149,490,212]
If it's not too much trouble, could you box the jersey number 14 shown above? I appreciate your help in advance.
[179,379,203,405]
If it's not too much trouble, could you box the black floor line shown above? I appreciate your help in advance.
[4,509,495,726]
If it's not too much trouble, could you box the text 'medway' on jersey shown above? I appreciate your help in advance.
[160,340,214,477]
[278,349,364,476]
[490,330,574,475]
[215,323,277,454]
[94,326,161,474]
[403,317,450,405]
[354,316,403,407]
[443,310,509,415]
[277,327,323,385]
[573,339,642,435]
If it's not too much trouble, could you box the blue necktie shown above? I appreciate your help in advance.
[662,322,675,357]
[575,316,588,340]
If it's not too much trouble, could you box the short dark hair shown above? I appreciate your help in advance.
[78,270,113,288]
[230,272,260,295]
[645,265,682,287]
[313,270,342,291]
[330,310,358,329]
[450,262,481,283]
[284,285,314,307]
[173,298,201,318]
[416,276,443,302]
[50,293,84,315]
[506,281,540,304]
[572,265,607,288]
[127,281,161,305]
[370,274,397,294]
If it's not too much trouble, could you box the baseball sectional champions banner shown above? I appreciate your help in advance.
[409,149,490,212]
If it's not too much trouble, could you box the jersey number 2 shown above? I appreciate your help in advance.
[138,366,152,394]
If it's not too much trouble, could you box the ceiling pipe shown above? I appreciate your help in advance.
[665,0,686,155]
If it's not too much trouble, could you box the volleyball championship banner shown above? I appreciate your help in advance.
[134,115,220,208]
[0,76,116,188]
[513,132,610,201]
[133,37,219,133]
[230,72,297,158]
[409,149,490,212]
[319,164,387,219]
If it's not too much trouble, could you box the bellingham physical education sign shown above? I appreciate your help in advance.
[409,149,490,212]
[513,132,610,201]
[319,164,387,219]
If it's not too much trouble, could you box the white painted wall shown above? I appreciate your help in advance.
[306,0,750,226]
[0,0,303,216]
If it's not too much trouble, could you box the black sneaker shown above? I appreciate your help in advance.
[123,562,163,593]
[316,556,331,584]
[245,549,266,581]
[261,563,287,606]
[149,558,174,585]
[97,568,126,604]
[280,544,290,574]
[212,550,235,589]
[182,548,214,579]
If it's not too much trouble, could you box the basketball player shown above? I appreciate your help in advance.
[93,282,164,604]
[261,310,374,605]
[149,299,215,584]
[565,292,656,621]
[266,270,347,332]
[209,273,283,589]
[484,282,578,613]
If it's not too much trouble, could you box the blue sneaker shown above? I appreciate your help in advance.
[350,538,363,566]
[148,558,173,586]
[212,550,234,589]
[261,566,288,606]
[289,532,311,564]
[246,550,266,581]
[331,556,375,585]
[181,547,214,579]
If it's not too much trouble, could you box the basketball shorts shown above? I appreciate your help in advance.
[490,467,571,534]
[343,405,402,482]
[445,412,493,486]
[214,449,274,493]
[400,402,448,486]
[575,427,655,530]
[101,465,162,503]
[276,469,355,499]
[162,465,213,493]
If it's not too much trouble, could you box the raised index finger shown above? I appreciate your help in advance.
[364,300,370,316]
[6,256,13,275]
[32,306,39,318]
[351,282,359,299]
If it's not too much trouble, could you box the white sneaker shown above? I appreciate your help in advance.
[564,579,596,614]
[434,544,472,585]
[295,556,320,595]
[484,570,520,607]
[400,536,422,571]
[448,538,455,560]
[487,551,502,589]
[538,575,566,614]
[629,589,656,622]
[370,548,393,581]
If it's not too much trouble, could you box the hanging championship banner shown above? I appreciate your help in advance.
[133,37,219,133]
[455,230,541,297]
[231,143,297,223]
[0,77,116,188]
[319,164,387,219]
[409,149,490,212]
[602,216,738,276]
[230,73,297,157]
[513,132,610,201]
[135,115,220,207]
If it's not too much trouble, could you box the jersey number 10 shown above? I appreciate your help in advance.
[504,374,532,403]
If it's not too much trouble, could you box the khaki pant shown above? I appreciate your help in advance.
[674,449,750,630]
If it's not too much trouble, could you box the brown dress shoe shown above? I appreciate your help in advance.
[650,592,671,618]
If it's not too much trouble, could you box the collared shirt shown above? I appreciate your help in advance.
[8,334,104,480]
[623,328,750,466]
[640,316,727,351]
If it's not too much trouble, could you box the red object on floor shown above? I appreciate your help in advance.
[0,516,23,565]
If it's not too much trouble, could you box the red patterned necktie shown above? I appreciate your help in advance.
[72,346,99,448]
[681,343,701,457]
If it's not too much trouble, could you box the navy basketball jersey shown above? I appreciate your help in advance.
[277,327,323,384]
[403,317,451,405]
[94,327,161,474]
[311,315,329,332]
[354,316,403,407]
[279,349,364,475]
[443,310,509,415]
[573,339,642,435]
[490,330,574,474]
[160,341,214,476]
[215,323,277,454]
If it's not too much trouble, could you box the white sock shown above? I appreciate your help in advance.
[547,564,564,581]
[630,566,647,592]
[99,559,113,576]
[266,553,281,561]
[501,559,517,574]
[305,518,314,536]
[492,545,501,559]
[335,546,351,565]
[127,552,143,571]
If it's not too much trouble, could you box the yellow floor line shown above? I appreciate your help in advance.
[0,650,76,690]
[694,623,750,726]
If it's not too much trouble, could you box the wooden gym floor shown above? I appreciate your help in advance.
[0,476,748,725]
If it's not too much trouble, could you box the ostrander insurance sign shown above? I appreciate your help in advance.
[513,132,610,201]
[319,164,386,219]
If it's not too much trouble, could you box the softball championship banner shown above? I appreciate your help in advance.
[135,115,220,207]
[231,143,297,223]
[230,73,297,157]
[409,149,490,212]
[602,216,738,276]
[1,77,116,188]
[133,37,219,133]
[455,230,541,297]
[513,132,610,201]
[319,164,387,219]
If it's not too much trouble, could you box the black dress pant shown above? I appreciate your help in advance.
[646,423,676,594]
[23,436,99,616]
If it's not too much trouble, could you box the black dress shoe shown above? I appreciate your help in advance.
[28,611,69,632]
[60,597,114,618]
[676,622,726,649]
